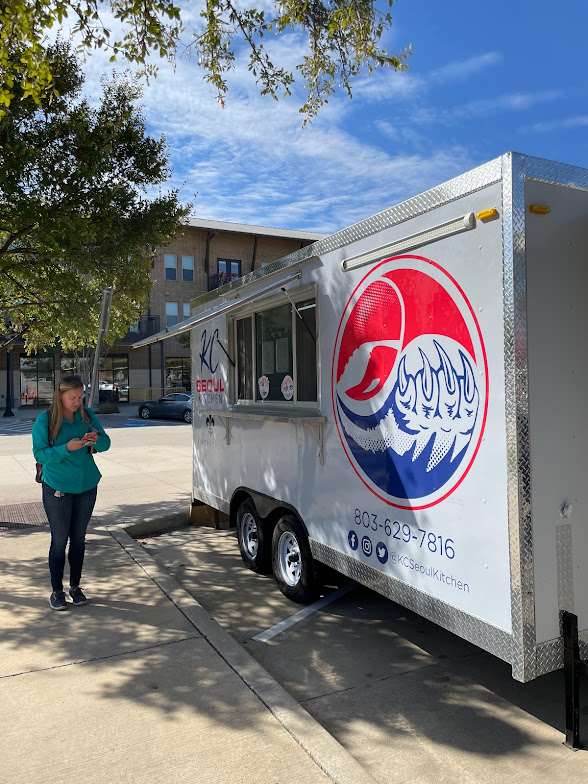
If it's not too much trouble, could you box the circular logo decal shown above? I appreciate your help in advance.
[332,255,488,510]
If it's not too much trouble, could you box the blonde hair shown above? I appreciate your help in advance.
[48,375,90,444]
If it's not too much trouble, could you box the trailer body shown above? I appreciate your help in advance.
[143,153,588,682]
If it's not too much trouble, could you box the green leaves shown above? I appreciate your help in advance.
[0,43,188,352]
[195,0,410,123]
[0,0,410,122]
[0,0,183,113]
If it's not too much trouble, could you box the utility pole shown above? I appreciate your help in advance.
[3,347,14,417]
[87,287,114,409]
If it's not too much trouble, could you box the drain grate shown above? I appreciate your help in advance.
[0,501,49,531]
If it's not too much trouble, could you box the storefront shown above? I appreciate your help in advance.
[99,355,129,402]
[14,351,130,406]
[20,354,55,406]
[165,357,191,391]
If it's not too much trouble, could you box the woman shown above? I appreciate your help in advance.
[32,375,111,610]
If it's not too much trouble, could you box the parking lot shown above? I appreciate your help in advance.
[142,523,588,784]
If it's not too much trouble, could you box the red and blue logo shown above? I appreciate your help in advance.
[332,255,488,510]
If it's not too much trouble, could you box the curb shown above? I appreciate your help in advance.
[105,524,381,784]
[121,512,190,538]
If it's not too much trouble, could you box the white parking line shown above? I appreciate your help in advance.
[252,581,357,643]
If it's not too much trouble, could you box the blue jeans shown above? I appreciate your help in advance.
[42,483,98,592]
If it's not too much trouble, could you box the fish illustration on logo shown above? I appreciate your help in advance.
[332,256,488,509]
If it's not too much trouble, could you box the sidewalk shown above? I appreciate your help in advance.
[3,401,140,421]
[1,524,379,784]
[0,416,376,784]
[0,405,191,523]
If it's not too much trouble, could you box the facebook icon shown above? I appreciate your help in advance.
[348,530,359,551]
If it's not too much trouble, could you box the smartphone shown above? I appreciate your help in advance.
[85,428,100,452]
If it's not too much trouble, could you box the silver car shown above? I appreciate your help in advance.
[138,393,192,423]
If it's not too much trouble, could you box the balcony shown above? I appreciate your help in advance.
[209,273,240,291]
[120,315,161,344]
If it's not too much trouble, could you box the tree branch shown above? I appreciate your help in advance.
[0,224,38,255]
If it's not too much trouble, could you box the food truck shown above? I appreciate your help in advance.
[134,152,588,688]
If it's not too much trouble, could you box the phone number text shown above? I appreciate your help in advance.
[354,509,455,559]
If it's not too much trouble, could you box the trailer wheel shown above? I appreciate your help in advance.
[272,515,318,603]
[237,499,270,574]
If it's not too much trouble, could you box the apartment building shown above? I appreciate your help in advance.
[0,219,326,410]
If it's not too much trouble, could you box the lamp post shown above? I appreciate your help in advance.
[3,346,14,417]
[87,287,114,408]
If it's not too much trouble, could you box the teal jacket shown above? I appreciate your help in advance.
[32,408,111,494]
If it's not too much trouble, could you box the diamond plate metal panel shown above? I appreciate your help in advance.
[310,539,512,663]
[536,632,588,676]
[502,153,537,682]
[556,523,575,615]
[504,153,588,681]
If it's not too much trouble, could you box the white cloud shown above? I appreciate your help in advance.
[453,90,562,119]
[430,52,502,83]
[352,51,502,104]
[523,115,588,133]
[55,20,486,234]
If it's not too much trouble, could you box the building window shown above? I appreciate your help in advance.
[99,355,129,402]
[182,255,194,282]
[166,302,178,328]
[165,357,191,391]
[218,258,241,285]
[164,254,177,281]
[183,303,190,319]
[20,354,55,405]
[235,296,317,404]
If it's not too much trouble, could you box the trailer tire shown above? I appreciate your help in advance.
[272,515,318,603]
[237,499,271,574]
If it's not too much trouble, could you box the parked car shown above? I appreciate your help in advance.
[138,393,192,423]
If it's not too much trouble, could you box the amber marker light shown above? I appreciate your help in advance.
[530,204,550,214]
[476,208,498,220]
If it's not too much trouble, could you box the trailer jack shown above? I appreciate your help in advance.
[562,611,588,750]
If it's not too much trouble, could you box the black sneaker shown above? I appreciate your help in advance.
[49,590,68,610]
[69,586,87,606]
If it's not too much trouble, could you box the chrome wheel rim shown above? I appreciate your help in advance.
[240,513,258,559]
[277,531,301,587]
[140,408,150,419]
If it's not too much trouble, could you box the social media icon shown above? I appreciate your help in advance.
[361,536,373,557]
[376,542,388,564]
[348,531,358,551]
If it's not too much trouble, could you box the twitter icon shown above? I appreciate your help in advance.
[376,542,389,564]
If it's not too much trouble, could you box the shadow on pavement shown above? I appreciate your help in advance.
[0,528,274,734]
[143,526,588,771]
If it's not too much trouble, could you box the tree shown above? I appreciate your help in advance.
[0,42,188,353]
[0,0,411,122]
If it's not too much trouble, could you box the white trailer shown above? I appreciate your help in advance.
[134,152,588,686]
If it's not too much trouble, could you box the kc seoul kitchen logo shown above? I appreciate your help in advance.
[332,255,488,510]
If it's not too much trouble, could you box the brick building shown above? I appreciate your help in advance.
[0,219,325,411]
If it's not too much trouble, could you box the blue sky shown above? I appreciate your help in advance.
[77,0,587,234]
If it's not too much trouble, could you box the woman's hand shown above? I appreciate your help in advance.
[66,435,96,452]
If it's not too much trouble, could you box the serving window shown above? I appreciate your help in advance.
[234,293,317,405]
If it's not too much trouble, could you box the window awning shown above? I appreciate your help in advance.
[131,272,302,348]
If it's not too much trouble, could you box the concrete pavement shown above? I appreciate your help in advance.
[0,409,378,784]
[3,408,588,784]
